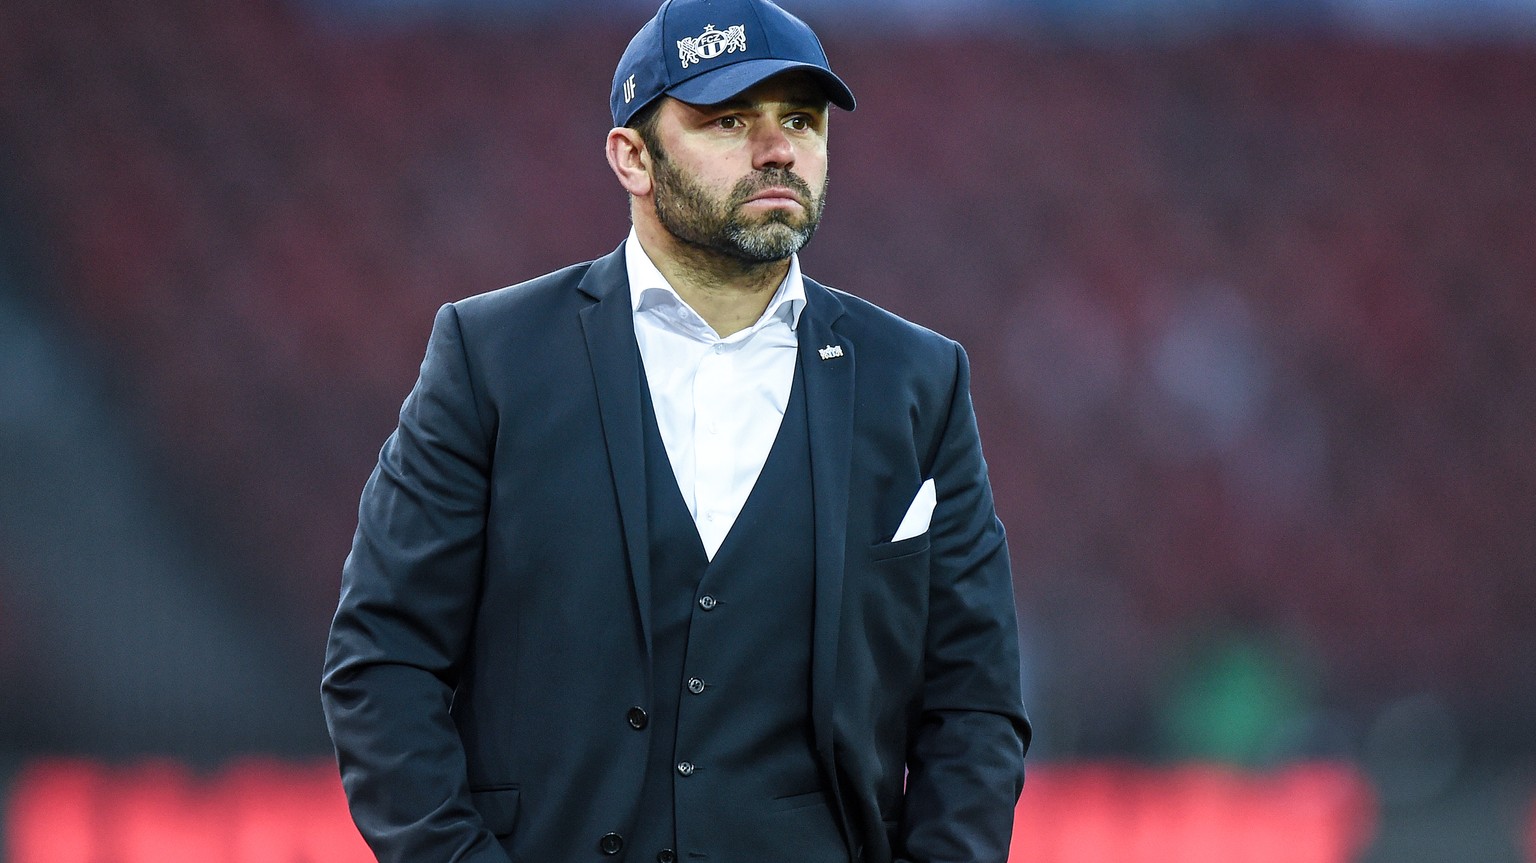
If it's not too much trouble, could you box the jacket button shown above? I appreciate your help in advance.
[676,761,695,776]
[686,677,705,694]
[698,595,717,610]
[599,833,624,855]
[658,850,677,863]
[626,706,649,729]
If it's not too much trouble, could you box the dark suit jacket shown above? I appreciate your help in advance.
[322,244,1030,863]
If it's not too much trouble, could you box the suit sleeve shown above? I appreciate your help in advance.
[900,342,1031,863]
[321,303,512,863]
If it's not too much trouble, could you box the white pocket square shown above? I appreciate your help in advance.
[891,478,936,542]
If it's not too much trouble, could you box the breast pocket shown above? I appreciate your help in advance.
[861,536,930,648]
[868,533,930,563]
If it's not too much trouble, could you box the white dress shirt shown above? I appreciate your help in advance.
[625,230,804,560]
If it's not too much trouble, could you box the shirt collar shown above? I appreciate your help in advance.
[625,229,806,333]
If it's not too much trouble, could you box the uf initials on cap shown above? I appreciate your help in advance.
[623,74,637,104]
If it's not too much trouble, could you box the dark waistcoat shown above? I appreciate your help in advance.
[629,355,847,863]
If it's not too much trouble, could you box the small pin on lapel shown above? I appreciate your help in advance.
[818,344,845,361]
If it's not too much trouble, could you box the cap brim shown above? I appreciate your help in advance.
[668,58,856,112]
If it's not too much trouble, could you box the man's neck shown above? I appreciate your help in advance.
[636,222,790,338]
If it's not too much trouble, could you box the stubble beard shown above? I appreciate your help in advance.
[650,151,826,265]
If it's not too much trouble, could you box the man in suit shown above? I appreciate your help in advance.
[321,1,1030,861]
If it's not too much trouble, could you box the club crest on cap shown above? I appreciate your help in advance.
[678,24,747,69]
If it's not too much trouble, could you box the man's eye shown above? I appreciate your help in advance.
[716,116,742,129]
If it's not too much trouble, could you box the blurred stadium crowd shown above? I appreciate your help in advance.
[0,0,1533,860]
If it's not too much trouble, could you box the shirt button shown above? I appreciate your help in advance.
[626,706,649,729]
[713,344,725,354]
[687,677,705,694]
[677,761,695,776]
[658,851,677,863]
[599,833,624,855]
[698,595,717,611]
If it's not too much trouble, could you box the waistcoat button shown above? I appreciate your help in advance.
[698,595,717,610]
[599,833,624,855]
[686,677,705,694]
[626,706,649,729]
[676,761,695,776]
[658,850,677,863]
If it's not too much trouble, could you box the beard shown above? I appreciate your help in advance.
[651,154,825,264]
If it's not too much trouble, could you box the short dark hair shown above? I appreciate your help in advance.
[626,99,667,162]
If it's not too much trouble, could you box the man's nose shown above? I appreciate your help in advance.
[750,123,795,171]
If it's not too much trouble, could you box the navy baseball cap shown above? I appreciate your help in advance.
[611,0,856,128]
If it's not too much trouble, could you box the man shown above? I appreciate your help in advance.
[321,1,1029,861]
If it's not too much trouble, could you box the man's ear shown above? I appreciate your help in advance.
[606,127,652,197]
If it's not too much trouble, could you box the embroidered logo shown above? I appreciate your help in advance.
[818,344,845,361]
[622,74,637,104]
[678,24,747,69]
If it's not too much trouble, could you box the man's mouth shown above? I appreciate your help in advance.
[743,186,806,209]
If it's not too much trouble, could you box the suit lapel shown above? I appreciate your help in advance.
[578,246,654,663]
[799,279,853,762]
